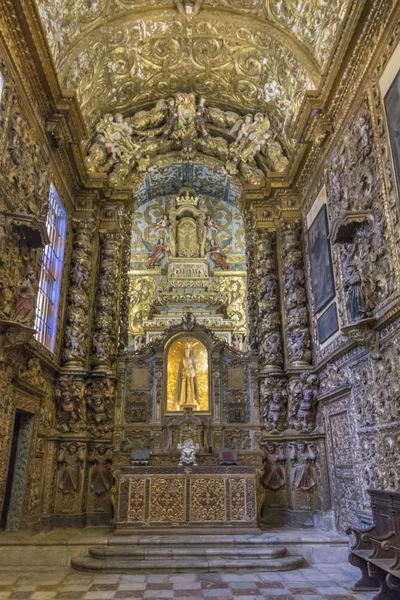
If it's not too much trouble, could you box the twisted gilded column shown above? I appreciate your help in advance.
[255,228,283,372]
[63,217,97,371]
[118,210,132,352]
[92,229,122,373]
[280,221,312,367]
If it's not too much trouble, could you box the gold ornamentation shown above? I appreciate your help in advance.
[190,477,225,521]
[128,478,146,521]
[166,336,209,412]
[85,95,290,189]
[149,477,186,522]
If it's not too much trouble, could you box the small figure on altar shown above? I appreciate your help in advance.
[174,343,200,409]
[143,237,167,269]
[177,439,200,466]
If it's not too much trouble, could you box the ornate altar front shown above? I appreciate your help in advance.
[116,466,257,529]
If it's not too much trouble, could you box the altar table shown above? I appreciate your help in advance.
[117,465,257,528]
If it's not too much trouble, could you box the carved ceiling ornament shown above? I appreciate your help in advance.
[85,94,290,189]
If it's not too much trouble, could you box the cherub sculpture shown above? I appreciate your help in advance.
[177,438,200,466]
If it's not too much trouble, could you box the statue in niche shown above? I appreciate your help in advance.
[207,238,230,270]
[341,245,368,323]
[12,271,37,324]
[57,443,85,495]
[290,440,316,491]
[261,443,286,490]
[175,343,200,409]
[144,237,167,269]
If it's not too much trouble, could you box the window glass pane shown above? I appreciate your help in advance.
[34,184,67,352]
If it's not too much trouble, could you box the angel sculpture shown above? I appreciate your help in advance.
[206,238,231,270]
[143,237,168,269]
[205,214,220,240]
[176,0,202,19]
[154,214,170,234]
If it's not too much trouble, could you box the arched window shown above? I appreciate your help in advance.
[34,184,66,351]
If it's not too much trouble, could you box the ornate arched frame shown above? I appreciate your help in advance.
[162,329,216,416]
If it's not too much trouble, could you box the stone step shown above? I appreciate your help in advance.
[89,545,288,560]
[116,527,261,536]
[110,534,273,547]
[72,554,305,573]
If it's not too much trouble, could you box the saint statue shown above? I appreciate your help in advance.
[174,343,200,409]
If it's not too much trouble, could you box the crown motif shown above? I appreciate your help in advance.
[176,187,198,207]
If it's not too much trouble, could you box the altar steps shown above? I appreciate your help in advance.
[72,535,305,573]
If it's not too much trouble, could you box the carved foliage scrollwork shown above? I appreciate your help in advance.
[92,230,122,369]
[280,221,311,365]
[255,228,283,367]
[63,218,96,366]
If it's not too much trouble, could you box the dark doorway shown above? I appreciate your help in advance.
[1,410,34,530]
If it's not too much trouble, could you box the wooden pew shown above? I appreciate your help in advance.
[347,489,400,600]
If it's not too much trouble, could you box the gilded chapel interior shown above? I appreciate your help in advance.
[1,0,400,597]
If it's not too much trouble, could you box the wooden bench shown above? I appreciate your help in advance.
[347,489,400,600]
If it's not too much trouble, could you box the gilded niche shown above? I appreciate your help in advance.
[166,336,209,412]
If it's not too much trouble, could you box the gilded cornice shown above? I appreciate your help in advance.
[296,0,400,203]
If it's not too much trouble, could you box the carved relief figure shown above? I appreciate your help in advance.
[145,237,167,269]
[55,376,84,433]
[290,440,316,491]
[261,443,286,490]
[88,445,113,496]
[11,271,37,324]
[207,238,229,270]
[175,343,199,409]
[57,443,85,494]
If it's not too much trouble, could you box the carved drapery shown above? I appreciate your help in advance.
[63,218,96,369]
[280,221,311,367]
[92,230,122,372]
[256,228,283,370]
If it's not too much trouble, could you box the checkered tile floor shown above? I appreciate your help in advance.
[0,565,375,600]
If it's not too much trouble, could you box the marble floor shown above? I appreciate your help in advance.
[0,564,375,600]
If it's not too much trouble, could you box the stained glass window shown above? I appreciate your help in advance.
[34,184,67,351]
[0,72,4,102]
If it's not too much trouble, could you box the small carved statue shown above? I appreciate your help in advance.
[11,271,37,324]
[177,438,200,466]
[55,377,83,433]
[261,443,286,490]
[290,440,316,491]
[341,245,367,323]
[57,443,85,494]
[263,389,287,432]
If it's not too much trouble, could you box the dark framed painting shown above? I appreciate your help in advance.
[384,68,400,196]
[308,201,335,312]
[317,302,339,344]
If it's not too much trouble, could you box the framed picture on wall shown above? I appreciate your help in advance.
[317,302,339,344]
[308,203,336,312]
[384,67,400,195]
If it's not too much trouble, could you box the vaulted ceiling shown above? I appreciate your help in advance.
[35,0,359,141]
